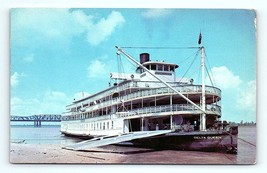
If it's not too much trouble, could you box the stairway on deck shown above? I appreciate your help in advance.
[63,130,171,151]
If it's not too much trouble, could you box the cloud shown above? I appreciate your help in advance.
[87,59,106,78]
[10,97,40,115]
[11,9,125,48]
[73,92,91,101]
[11,9,80,48]
[210,66,242,89]
[10,90,70,116]
[87,57,109,78]
[11,72,24,87]
[237,80,256,113]
[10,90,94,116]
[208,66,256,122]
[142,9,173,19]
[86,11,125,45]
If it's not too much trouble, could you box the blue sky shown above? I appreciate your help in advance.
[10,8,256,123]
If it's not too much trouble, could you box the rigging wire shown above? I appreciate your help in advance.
[204,51,217,87]
[118,47,207,89]
[178,50,200,83]
[205,66,215,87]
[120,52,139,70]
[197,65,201,85]
[187,66,202,82]
[178,49,201,65]
[120,53,167,88]
[120,46,200,50]
[118,53,126,75]
[116,53,120,84]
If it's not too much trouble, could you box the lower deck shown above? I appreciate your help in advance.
[61,112,228,138]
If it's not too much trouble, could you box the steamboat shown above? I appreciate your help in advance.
[61,36,238,154]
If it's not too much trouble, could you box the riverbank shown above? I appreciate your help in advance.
[10,126,256,164]
[10,143,125,164]
[10,142,245,164]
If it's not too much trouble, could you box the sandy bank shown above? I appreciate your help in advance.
[10,143,240,164]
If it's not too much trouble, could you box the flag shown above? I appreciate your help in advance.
[198,33,202,45]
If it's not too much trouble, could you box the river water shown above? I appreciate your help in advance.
[10,125,256,164]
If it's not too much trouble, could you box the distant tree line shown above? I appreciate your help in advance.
[229,120,256,126]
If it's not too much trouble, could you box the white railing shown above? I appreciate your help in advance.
[90,85,221,111]
[115,104,221,118]
[62,103,221,121]
[66,80,221,110]
[66,81,221,114]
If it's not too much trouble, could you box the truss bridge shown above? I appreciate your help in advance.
[10,114,61,127]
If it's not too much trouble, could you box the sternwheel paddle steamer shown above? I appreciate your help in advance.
[61,35,238,154]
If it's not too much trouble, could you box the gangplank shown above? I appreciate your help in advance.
[63,130,172,151]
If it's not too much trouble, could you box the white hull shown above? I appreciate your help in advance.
[61,118,124,137]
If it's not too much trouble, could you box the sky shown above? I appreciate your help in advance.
[10,8,256,123]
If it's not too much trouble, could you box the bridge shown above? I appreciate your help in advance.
[10,114,61,127]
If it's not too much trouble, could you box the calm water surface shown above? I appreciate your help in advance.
[10,125,82,145]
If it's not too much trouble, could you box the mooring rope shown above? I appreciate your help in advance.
[238,137,256,147]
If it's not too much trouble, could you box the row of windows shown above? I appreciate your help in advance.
[143,64,175,72]
[69,121,114,131]
[62,110,111,121]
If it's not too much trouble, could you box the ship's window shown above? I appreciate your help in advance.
[145,65,149,70]
[164,65,169,71]
[107,122,109,129]
[100,122,102,130]
[170,66,174,72]
[151,64,156,70]
[158,64,163,71]
[103,122,105,130]
[112,121,114,129]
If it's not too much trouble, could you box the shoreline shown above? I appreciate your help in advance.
[10,126,256,164]
[10,143,243,164]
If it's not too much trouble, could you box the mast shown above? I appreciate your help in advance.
[115,46,205,113]
[198,32,206,131]
[200,46,206,131]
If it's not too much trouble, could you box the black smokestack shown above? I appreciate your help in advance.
[140,53,150,64]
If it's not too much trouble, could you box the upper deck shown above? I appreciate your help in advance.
[65,80,221,114]
[64,52,221,115]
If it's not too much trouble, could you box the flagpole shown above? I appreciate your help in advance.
[199,32,206,131]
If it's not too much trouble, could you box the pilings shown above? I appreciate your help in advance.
[34,120,42,127]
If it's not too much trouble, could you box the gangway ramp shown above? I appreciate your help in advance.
[63,130,172,151]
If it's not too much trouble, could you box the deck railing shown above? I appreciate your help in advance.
[116,103,221,118]
[67,81,221,110]
[62,103,221,121]
[94,85,220,110]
